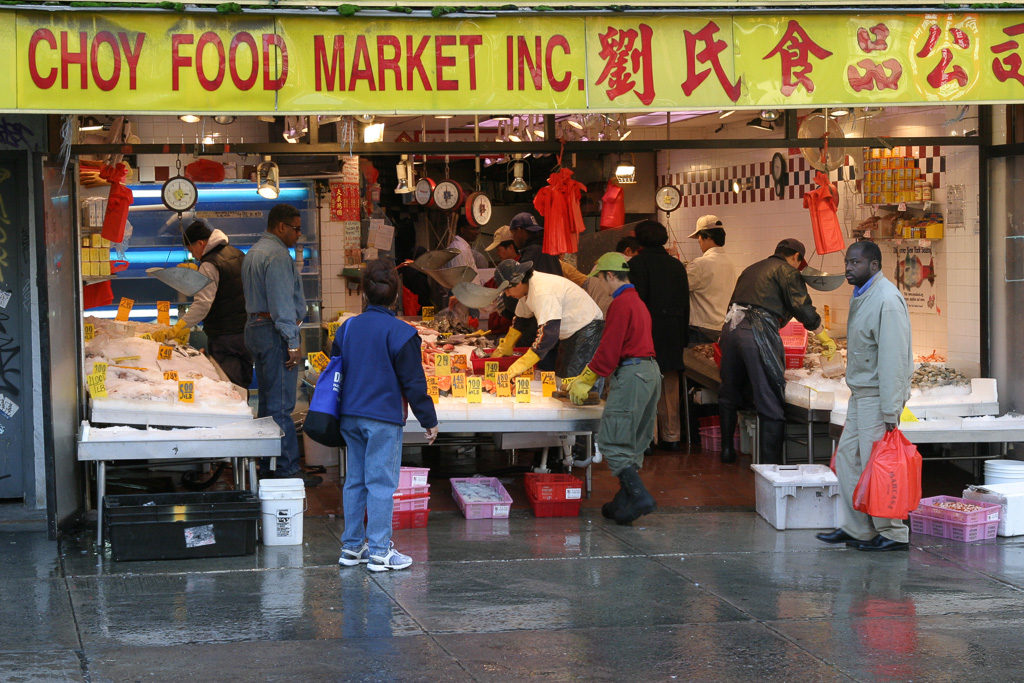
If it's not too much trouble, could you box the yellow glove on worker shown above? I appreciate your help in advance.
[152,320,189,344]
[505,349,540,378]
[815,330,837,361]
[568,366,599,406]
[177,262,199,271]
[490,327,522,358]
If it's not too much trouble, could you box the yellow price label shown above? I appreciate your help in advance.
[139,333,153,341]
[86,372,107,398]
[156,301,171,326]
[84,323,95,341]
[466,375,482,403]
[434,353,451,377]
[115,297,134,322]
[93,361,108,377]
[541,372,556,398]
[157,345,173,360]
[421,306,435,321]
[163,370,179,381]
[327,321,341,341]
[307,351,330,373]
[452,372,467,398]
[484,361,499,381]
[177,380,195,403]
[425,375,439,403]
[451,354,468,372]
[515,376,531,403]
[496,371,511,397]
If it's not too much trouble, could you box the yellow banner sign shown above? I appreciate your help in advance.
[7,10,1024,111]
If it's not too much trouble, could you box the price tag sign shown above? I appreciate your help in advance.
[86,372,107,398]
[115,297,134,322]
[425,375,439,403]
[451,372,467,398]
[157,300,170,326]
[496,371,511,397]
[307,352,330,373]
[466,375,482,403]
[515,376,531,403]
[157,344,173,360]
[484,361,499,381]
[434,353,451,376]
[84,323,95,341]
[177,380,195,403]
[421,306,435,321]
[93,361,108,377]
[327,321,341,341]
[163,370,179,381]
[451,354,468,372]
[541,372,556,397]
[139,333,153,341]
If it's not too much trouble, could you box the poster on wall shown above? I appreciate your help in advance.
[895,244,938,315]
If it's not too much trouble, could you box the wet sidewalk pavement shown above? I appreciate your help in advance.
[3,508,1024,682]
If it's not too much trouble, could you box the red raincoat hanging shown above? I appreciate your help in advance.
[803,171,845,255]
[600,178,625,230]
[533,167,586,255]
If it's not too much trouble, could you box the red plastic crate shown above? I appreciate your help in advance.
[393,493,429,513]
[913,495,1002,525]
[469,347,531,375]
[392,508,430,530]
[780,320,808,370]
[909,512,998,542]
[524,473,583,517]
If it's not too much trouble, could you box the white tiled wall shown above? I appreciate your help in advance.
[659,144,981,375]
[319,205,363,318]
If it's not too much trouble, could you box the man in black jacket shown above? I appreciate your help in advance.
[628,220,690,451]
[718,239,836,464]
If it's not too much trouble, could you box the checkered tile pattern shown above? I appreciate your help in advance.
[661,146,945,208]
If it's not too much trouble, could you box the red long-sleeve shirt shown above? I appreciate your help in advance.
[588,284,656,376]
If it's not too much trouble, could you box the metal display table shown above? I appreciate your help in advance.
[78,420,282,547]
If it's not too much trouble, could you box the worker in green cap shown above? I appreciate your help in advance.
[567,252,660,525]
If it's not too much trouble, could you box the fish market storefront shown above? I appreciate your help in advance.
[2,1,1022,537]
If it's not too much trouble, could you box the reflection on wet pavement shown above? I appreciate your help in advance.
[3,513,1024,680]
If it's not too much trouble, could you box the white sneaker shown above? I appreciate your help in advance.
[367,543,413,572]
[338,543,369,566]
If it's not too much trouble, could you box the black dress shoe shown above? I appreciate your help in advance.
[815,528,855,544]
[845,535,909,552]
[658,440,683,451]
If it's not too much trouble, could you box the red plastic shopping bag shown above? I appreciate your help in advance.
[852,428,923,518]
[829,445,838,474]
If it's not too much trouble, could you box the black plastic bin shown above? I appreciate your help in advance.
[103,490,259,562]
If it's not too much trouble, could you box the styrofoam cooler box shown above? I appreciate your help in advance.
[963,482,1024,536]
[751,464,840,530]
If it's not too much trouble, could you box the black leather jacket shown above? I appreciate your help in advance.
[729,255,821,330]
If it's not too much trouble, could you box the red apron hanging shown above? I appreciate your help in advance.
[803,171,845,255]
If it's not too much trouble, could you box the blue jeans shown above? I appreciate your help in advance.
[339,415,403,556]
[245,320,300,475]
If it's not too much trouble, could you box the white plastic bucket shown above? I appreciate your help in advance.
[258,478,306,546]
[985,460,1024,486]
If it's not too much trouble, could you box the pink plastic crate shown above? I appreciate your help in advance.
[698,425,741,453]
[393,493,429,513]
[398,467,429,490]
[909,512,999,542]
[394,484,429,498]
[913,495,1002,525]
[450,477,513,519]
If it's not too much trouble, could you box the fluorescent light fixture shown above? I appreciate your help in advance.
[179,114,201,124]
[508,133,522,142]
[533,129,545,138]
[256,157,280,199]
[619,129,632,141]
[747,117,774,132]
[567,118,584,130]
[829,107,850,118]
[363,122,385,143]
[719,110,736,119]
[79,116,104,131]
[435,114,454,119]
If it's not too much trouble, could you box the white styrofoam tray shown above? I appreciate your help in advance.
[963,482,1024,537]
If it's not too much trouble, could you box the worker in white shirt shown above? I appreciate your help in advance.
[686,215,737,345]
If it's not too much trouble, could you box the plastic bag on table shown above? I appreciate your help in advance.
[852,428,922,518]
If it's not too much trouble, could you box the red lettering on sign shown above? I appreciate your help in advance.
[517,36,543,90]
[460,35,482,90]
[314,35,344,91]
[196,32,226,91]
[435,35,457,90]
[229,32,258,90]
[118,32,144,90]
[377,35,402,91]
[916,24,969,90]
[171,34,194,90]
[596,24,655,105]
[680,21,740,102]
[89,31,120,91]
[406,35,431,91]
[262,33,287,91]
[506,35,513,90]
[349,35,376,90]
[545,35,570,92]
[992,23,1024,86]
[29,29,57,89]
[764,20,833,96]
[61,31,88,90]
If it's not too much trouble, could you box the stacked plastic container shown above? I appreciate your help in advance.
[393,466,430,530]
[524,473,584,517]
[698,416,742,453]
[779,320,808,369]
[450,477,514,519]
[908,495,1002,542]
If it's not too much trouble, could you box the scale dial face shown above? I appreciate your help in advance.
[161,175,198,213]
[433,179,463,211]
[771,152,788,198]
[655,185,682,212]
[468,192,492,226]
[415,178,436,206]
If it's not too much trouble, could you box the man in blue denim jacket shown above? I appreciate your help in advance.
[242,204,320,487]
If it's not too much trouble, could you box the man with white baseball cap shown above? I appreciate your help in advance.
[686,215,737,345]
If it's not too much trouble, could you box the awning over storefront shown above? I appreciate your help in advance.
[5,9,1024,114]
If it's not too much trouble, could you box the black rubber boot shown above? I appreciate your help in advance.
[759,419,786,465]
[601,482,628,520]
[719,407,739,463]
[614,465,657,525]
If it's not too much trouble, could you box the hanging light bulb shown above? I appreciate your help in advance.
[257,157,280,199]
[614,156,636,184]
[213,115,235,125]
[395,155,412,194]
[508,154,529,192]
[363,122,385,143]
[179,114,201,124]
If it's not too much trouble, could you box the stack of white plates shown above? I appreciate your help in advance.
[984,459,1024,485]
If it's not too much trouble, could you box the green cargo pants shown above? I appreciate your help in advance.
[597,358,661,476]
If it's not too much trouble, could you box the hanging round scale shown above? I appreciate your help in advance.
[433,179,463,212]
[465,192,492,227]
[414,177,436,207]
[655,184,682,213]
